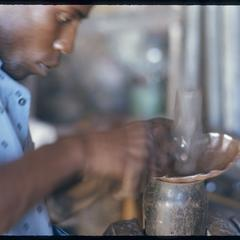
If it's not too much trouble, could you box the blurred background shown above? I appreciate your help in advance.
[23,5,240,235]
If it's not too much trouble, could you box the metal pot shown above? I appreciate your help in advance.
[143,178,208,235]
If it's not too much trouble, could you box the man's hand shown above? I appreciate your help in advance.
[75,117,174,199]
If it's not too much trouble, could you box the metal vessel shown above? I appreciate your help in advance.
[143,132,240,236]
[143,178,207,235]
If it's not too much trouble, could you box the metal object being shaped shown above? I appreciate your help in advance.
[143,179,208,235]
[158,132,240,183]
[143,132,240,236]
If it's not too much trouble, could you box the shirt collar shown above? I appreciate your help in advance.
[0,60,30,106]
[0,59,31,148]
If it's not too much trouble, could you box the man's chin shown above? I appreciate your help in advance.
[2,66,31,81]
[7,72,28,81]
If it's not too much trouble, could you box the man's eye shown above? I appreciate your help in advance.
[57,12,72,24]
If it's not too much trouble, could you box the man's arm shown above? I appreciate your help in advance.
[0,118,173,233]
[0,137,83,233]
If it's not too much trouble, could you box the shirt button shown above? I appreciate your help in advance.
[23,222,29,231]
[17,123,22,131]
[1,140,8,148]
[15,90,22,98]
[18,98,26,106]
[37,205,43,213]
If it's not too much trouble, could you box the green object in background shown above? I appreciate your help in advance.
[129,80,166,119]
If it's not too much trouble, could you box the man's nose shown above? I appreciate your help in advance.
[53,24,78,54]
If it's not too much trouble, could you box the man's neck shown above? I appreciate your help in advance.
[0,60,18,82]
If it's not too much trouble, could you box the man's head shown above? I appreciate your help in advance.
[0,5,92,80]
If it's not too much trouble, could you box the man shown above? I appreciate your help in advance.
[0,5,172,235]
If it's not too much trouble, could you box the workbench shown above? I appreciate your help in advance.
[104,194,240,236]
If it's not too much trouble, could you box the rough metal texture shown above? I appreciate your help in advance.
[207,202,240,236]
[143,180,208,235]
[103,213,240,236]
[208,214,239,236]
[103,218,144,236]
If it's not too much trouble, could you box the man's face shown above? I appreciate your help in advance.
[0,5,92,80]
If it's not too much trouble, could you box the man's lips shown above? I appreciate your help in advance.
[37,63,49,76]
[34,62,59,77]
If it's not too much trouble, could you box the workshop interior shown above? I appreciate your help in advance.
[23,5,240,235]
